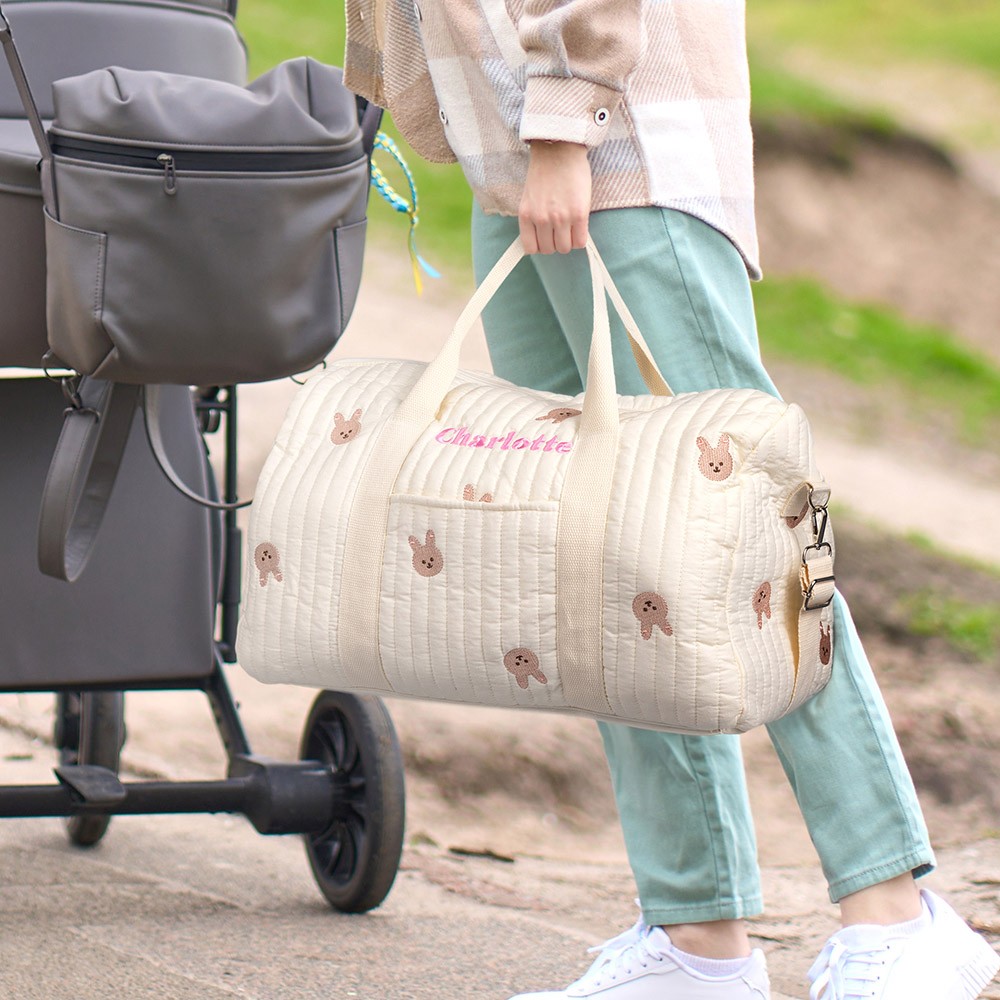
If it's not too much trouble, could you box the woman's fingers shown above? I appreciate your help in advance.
[519,141,592,255]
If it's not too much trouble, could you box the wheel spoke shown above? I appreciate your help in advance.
[320,828,344,878]
[315,717,348,769]
[336,819,359,879]
[340,726,361,777]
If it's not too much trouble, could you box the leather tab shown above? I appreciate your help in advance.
[38,380,140,582]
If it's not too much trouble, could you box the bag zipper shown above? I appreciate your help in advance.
[50,134,363,195]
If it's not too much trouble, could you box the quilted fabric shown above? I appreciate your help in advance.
[237,359,835,734]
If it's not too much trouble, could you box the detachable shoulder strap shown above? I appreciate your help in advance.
[38,380,250,582]
[142,384,251,512]
[0,2,57,210]
[0,4,49,157]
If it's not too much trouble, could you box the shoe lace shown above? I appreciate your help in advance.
[808,939,894,999]
[572,919,664,991]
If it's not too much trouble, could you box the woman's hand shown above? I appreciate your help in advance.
[519,141,592,254]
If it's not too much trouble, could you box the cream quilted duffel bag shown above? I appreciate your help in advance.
[236,239,837,734]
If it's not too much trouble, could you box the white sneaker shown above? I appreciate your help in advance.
[507,919,771,999]
[808,889,1000,999]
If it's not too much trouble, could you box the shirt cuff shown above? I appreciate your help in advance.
[519,75,622,147]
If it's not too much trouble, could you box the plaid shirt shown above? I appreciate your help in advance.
[345,0,759,276]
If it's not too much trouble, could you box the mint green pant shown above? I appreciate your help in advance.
[472,204,934,925]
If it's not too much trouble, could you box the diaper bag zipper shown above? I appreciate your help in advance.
[50,134,363,196]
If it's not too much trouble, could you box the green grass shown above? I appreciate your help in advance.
[899,591,1000,661]
[753,278,1000,443]
[748,0,1000,82]
[748,60,898,136]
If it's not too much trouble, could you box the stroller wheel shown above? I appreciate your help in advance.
[54,691,126,847]
[299,691,405,914]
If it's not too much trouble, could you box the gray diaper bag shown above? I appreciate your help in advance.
[0,3,371,384]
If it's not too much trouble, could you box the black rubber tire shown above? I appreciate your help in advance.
[299,690,406,914]
[54,691,126,847]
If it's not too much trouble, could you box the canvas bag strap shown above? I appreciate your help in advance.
[336,239,667,709]
[0,3,57,210]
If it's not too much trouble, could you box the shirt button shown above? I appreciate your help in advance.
[438,107,448,124]
[593,107,610,126]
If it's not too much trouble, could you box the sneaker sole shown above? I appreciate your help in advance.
[952,934,1000,1000]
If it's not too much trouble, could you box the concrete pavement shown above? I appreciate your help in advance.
[3,706,1000,1000]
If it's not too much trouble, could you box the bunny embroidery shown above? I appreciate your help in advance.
[253,541,283,587]
[408,530,443,578]
[503,648,548,689]
[331,409,362,445]
[753,581,772,629]
[537,407,582,424]
[697,433,734,481]
[820,622,833,665]
[632,591,673,640]
[463,484,494,503]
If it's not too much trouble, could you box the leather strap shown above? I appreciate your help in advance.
[0,4,49,159]
[0,2,58,211]
[142,385,251,512]
[38,380,250,581]
[38,380,140,582]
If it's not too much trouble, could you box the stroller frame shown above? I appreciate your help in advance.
[0,0,404,914]
[0,386,406,915]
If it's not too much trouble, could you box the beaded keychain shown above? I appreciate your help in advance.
[369,130,441,295]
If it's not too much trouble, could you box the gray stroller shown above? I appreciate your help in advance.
[0,0,405,914]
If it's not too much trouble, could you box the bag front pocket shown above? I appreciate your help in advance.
[49,148,370,384]
[43,208,113,373]
[379,494,565,710]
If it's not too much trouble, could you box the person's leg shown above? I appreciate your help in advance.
[471,206,995,1000]
[528,206,936,916]
[474,204,764,949]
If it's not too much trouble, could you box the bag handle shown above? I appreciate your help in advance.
[38,380,250,582]
[0,4,49,160]
[396,238,672,433]
[334,238,673,708]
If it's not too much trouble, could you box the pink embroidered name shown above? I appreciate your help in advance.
[435,427,573,454]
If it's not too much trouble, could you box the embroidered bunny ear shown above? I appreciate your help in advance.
[696,436,711,453]
[719,432,730,450]
[425,530,436,546]
[408,535,420,551]
[351,409,362,421]
[334,412,344,424]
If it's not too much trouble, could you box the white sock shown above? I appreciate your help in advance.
[668,943,754,979]
[883,900,932,937]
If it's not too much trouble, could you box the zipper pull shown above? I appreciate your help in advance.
[157,153,177,196]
